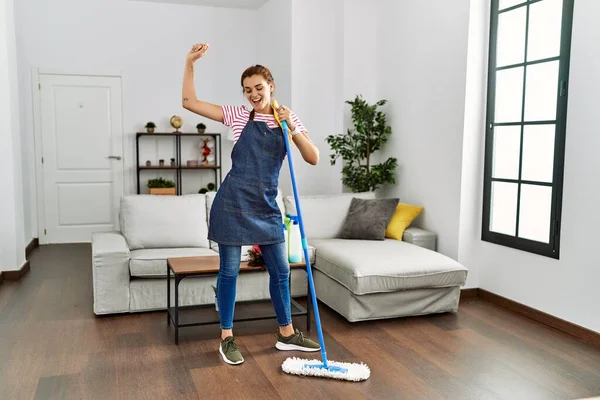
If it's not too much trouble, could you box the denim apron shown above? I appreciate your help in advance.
[208,110,286,246]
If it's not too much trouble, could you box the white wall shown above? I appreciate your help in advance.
[457,0,489,289]
[461,0,600,334]
[257,0,294,194]
[289,0,344,196]
[0,0,26,271]
[15,0,257,240]
[377,0,471,261]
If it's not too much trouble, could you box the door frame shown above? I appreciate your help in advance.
[31,68,126,244]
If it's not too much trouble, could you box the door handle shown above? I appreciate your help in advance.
[108,155,122,160]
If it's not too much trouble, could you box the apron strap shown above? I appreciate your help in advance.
[249,109,255,121]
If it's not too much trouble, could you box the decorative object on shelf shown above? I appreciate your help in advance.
[147,177,176,195]
[246,245,265,269]
[200,137,215,166]
[198,182,216,194]
[326,95,397,192]
[135,131,222,195]
[145,160,151,167]
[170,115,183,133]
[145,121,156,133]
[170,158,176,167]
[196,123,206,134]
[159,159,165,167]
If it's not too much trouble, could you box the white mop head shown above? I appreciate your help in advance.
[282,357,371,382]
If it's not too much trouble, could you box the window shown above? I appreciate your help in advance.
[482,0,574,259]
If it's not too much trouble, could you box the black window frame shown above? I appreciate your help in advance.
[482,0,575,259]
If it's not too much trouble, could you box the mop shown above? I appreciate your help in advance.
[272,100,371,382]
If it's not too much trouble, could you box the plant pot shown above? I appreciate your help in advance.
[159,160,165,167]
[146,128,155,133]
[197,128,206,134]
[149,187,176,195]
[145,160,151,167]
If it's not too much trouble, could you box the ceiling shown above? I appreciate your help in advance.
[127,0,269,9]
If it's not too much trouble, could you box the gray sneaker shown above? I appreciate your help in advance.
[219,336,244,365]
[275,329,320,352]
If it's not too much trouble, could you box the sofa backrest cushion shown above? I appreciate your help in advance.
[283,191,376,239]
[120,194,209,250]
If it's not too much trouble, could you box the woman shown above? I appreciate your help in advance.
[182,43,320,365]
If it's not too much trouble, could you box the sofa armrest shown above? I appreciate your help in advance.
[403,227,436,251]
[92,232,131,315]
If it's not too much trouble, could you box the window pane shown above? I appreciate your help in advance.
[524,61,559,121]
[527,0,563,62]
[492,126,521,180]
[499,0,524,10]
[518,184,552,243]
[490,182,518,236]
[495,67,524,123]
[497,7,526,67]
[522,124,555,182]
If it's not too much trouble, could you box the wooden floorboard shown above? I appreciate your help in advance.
[0,243,599,400]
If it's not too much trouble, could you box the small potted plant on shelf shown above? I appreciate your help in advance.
[170,157,176,167]
[145,121,156,133]
[147,177,176,195]
[196,123,206,134]
[159,159,165,167]
[198,182,216,194]
[146,160,151,167]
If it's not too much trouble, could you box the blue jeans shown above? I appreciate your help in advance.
[217,242,292,330]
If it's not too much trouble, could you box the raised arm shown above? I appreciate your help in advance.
[182,43,224,123]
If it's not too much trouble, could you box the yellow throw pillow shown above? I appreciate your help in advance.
[385,203,424,240]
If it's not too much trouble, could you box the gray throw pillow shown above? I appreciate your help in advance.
[339,197,400,240]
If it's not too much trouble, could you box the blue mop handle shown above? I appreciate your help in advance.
[281,120,328,368]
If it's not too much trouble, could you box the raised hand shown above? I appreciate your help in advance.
[186,43,210,64]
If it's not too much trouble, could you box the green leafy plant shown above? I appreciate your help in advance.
[198,182,216,194]
[326,95,397,192]
[196,123,206,130]
[147,177,175,188]
[145,121,156,128]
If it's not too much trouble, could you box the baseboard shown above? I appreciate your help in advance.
[25,238,39,259]
[3,260,31,281]
[459,288,479,300]
[461,288,600,348]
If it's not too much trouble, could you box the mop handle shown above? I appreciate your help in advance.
[274,101,328,368]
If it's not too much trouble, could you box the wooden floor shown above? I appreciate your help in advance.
[1,244,599,400]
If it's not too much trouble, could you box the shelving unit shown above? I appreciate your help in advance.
[136,132,222,195]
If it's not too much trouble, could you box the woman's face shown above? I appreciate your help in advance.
[243,75,273,112]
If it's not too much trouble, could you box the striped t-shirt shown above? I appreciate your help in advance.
[221,105,306,143]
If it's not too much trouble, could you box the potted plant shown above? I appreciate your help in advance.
[147,177,176,195]
[145,122,156,133]
[196,123,206,134]
[159,159,165,167]
[170,157,176,167]
[145,160,151,167]
[326,95,398,192]
[198,182,216,194]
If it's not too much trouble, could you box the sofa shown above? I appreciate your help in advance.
[92,191,468,322]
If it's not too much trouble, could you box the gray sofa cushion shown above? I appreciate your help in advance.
[130,248,218,277]
[120,194,210,250]
[283,192,376,240]
[310,239,468,295]
[130,246,317,278]
[339,197,399,240]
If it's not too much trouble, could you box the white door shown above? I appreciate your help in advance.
[39,73,123,243]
